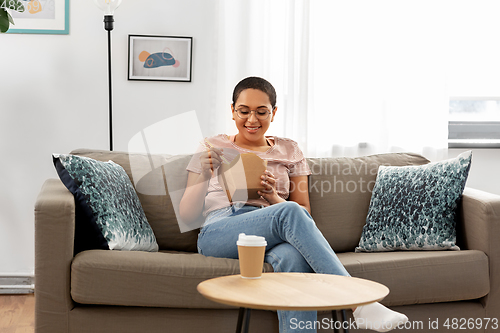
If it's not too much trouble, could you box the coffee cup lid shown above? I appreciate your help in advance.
[237,233,267,247]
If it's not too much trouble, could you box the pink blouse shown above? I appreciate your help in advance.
[186,134,311,217]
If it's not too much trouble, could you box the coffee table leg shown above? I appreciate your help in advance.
[332,310,349,333]
[236,307,251,333]
[243,308,251,333]
[332,311,340,333]
[332,310,340,333]
[341,310,349,333]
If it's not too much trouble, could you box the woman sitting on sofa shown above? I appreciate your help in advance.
[179,76,408,333]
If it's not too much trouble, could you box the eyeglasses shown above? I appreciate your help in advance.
[234,109,272,120]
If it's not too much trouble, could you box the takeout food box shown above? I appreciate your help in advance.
[218,153,267,202]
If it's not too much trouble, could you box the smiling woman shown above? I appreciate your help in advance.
[179,76,408,333]
[231,88,276,151]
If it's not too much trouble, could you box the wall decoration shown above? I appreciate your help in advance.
[6,0,69,34]
[128,35,193,82]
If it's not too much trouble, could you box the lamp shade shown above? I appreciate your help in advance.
[94,0,122,15]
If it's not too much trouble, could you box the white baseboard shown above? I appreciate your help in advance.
[0,275,35,294]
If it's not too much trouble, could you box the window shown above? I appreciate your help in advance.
[448,98,500,148]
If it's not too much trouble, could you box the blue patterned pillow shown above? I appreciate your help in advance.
[356,151,472,252]
[53,154,159,253]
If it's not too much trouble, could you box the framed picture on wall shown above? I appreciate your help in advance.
[6,0,69,34]
[128,35,193,82]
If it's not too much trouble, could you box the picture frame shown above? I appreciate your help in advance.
[128,35,193,82]
[6,0,69,35]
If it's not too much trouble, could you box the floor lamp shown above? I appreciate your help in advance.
[94,0,122,151]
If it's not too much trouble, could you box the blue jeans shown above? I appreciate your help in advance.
[197,201,351,333]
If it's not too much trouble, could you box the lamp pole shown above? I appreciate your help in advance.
[104,15,114,151]
[95,0,122,151]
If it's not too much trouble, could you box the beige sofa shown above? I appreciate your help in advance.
[35,149,500,333]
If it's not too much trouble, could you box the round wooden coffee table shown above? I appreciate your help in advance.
[197,272,389,333]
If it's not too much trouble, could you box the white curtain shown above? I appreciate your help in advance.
[210,0,451,161]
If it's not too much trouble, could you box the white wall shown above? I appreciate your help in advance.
[0,0,217,275]
[1,1,499,276]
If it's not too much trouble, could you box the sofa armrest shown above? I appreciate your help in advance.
[459,187,500,316]
[35,179,75,332]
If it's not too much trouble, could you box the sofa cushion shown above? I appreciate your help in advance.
[307,153,430,253]
[70,149,200,252]
[71,250,274,309]
[340,250,489,306]
[356,151,472,252]
[53,154,158,253]
[71,249,488,309]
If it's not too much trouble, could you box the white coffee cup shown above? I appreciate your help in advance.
[237,233,267,279]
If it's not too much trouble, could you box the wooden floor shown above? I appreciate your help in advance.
[0,294,35,333]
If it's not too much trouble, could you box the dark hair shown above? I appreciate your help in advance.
[232,77,277,109]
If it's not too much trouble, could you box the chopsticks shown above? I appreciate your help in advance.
[200,139,230,164]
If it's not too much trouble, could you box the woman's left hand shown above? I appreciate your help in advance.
[258,170,286,205]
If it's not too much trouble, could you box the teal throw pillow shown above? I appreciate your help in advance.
[53,154,159,253]
[356,151,472,252]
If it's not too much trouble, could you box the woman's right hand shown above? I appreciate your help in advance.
[199,147,224,177]
[180,147,224,224]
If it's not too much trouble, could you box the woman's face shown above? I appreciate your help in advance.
[231,88,276,144]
